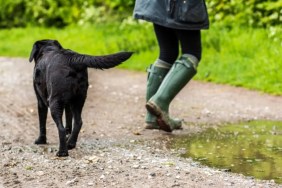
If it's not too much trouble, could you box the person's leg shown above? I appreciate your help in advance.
[176,29,202,61]
[146,29,202,132]
[145,24,181,129]
[153,24,179,64]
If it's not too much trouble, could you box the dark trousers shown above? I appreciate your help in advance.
[153,24,202,64]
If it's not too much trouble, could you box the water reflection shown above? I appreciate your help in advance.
[168,121,282,183]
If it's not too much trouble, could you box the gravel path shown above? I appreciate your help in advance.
[0,57,281,188]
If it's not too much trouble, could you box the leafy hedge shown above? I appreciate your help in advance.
[0,0,134,28]
[206,0,282,28]
[0,0,281,28]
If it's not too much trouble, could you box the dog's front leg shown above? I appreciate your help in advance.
[50,101,68,157]
[35,99,48,144]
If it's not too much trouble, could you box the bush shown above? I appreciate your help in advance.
[0,0,134,28]
[206,0,282,28]
[0,0,281,28]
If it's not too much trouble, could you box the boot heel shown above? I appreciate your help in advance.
[145,101,161,117]
[146,101,173,132]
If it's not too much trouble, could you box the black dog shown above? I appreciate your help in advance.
[29,39,132,157]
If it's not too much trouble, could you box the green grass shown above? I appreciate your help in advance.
[0,23,281,95]
[0,24,157,70]
[200,26,282,94]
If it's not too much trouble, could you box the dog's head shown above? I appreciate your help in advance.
[29,39,63,63]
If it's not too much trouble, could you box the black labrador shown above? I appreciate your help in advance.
[29,39,133,157]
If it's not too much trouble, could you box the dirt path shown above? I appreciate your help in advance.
[0,57,281,188]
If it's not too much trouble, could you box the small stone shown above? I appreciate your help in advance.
[48,148,54,153]
[172,183,181,187]
[148,172,156,179]
[88,182,94,186]
[66,177,78,185]
[36,171,44,176]
[132,164,140,169]
[133,131,141,135]
[221,169,231,172]
[13,180,21,184]
[85,156,100,163]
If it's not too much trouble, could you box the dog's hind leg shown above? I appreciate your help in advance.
[50,101,68,157]
[65,104,73,138]
[67,100,84,150]
[35,97,48,145]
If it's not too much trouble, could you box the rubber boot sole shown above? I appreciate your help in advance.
[145,101,172,132]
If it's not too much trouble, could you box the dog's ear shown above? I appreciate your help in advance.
[53,40,63,49]
[29,42,39,63]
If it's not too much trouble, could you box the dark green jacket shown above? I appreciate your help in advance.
[133,0,209,30]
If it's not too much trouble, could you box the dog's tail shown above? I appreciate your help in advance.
[68,51,133,70]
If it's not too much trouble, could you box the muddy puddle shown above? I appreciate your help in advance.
[167,121,282,183]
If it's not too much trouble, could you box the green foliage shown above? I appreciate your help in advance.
[206,0,282,28]
[0,0,26,28]
[0,0,135,28]
[0,0,281,28]
[95,0,134,11]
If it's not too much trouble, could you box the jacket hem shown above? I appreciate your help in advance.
[134,14,209,30]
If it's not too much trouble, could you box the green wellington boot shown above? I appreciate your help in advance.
[145,64,182,129]
[146,54,198,132]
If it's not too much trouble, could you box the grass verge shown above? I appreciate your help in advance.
[0,23,281,95]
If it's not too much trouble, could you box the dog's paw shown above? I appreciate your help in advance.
[67,143,76,150]
[34,136,47,145]
[56,150,69,157]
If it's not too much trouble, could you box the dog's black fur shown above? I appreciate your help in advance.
[29,39,132,157]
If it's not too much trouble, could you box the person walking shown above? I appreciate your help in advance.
[133,0,209,132]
